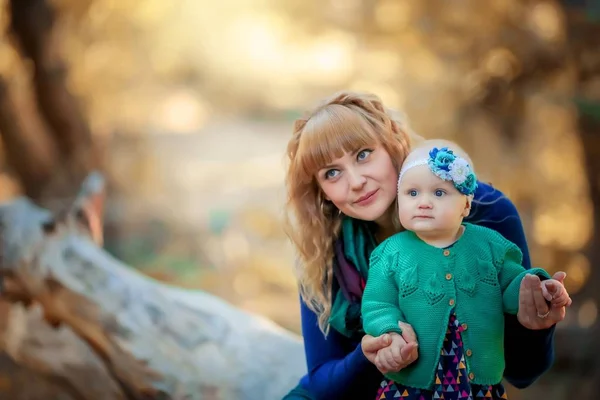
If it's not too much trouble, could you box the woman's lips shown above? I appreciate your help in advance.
[355,189,379,206]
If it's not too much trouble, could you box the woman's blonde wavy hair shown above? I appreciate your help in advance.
[284,91,423,333]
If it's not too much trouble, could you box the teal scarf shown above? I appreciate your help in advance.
[328,216,378,339]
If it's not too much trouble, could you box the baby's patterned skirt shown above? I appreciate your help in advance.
[376,312,508,400]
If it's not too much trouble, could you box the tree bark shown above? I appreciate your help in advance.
[0,77,56,200]
[0,174,306,400]
[556,3,600,398]
[0,0,100,204]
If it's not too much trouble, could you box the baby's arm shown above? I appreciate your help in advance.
[361,249,404,337]
[363,244,419,371]
[541,279,572,308]
[495,241,551,314]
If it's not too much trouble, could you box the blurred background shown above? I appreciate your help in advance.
[0,0,598,398]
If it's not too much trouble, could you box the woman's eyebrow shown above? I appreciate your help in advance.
[318,145,367,171]
[321,154,349,171]
[319,161,340,172]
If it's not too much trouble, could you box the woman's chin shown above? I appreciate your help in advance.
[348,203,390,222]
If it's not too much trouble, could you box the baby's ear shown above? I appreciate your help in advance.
[462,196,473,217]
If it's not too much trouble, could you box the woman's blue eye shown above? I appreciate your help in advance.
[435,189,445,197]
[357,149,372,161]
[325,169,339,179]
[409,190,418,197]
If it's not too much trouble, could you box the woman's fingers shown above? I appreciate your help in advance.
[362,333,390,354]
[518,274,559,329]
[361,333,392,364]
[530,275,550,316]
[398,321,419,363]
[400,342,418,364]
[398,321,418,346]
[521,275,536,313]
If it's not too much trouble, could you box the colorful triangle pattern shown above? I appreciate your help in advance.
[375,312,509,399]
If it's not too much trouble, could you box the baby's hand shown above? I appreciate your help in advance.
[374,332,418,373]
[541,278,572,308]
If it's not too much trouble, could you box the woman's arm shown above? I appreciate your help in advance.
[299,299,382,399]
[471,182,555,388]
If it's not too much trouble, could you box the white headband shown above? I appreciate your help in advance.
[398,158,428,184]
[397,147,478,196]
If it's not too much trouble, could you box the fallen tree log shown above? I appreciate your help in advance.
[0,172,307,400]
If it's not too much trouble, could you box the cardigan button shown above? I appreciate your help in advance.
[468,372,475,380]
[461,323,468,331]
[443,249,451,256]
[449,299,455,306]
[466,349,473,357]
[445,273,453,280]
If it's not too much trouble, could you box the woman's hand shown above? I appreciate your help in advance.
[362,321,419,374]
[517,271,571,330]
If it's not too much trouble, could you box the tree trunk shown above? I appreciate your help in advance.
[0,0,100,204]
[563,2,600,297]
[556,3,600,397]
[0,173,306,400]
[0,77,57,200]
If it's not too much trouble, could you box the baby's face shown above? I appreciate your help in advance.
[397,165,470,236]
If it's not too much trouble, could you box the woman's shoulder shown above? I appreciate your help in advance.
[471,181,521,221]
[469,182,532,268]
[474,181,507,202]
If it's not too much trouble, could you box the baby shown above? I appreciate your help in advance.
[361,142,570,399]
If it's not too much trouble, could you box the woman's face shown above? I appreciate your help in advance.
[316,144,399,223]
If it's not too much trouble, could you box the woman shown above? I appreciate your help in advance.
[282,91,567,400]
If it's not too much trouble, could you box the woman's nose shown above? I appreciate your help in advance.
[348,170,366,189]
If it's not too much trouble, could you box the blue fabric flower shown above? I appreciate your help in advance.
[426,147,478,196]
[428,147,455,172]
[460,173,478,195]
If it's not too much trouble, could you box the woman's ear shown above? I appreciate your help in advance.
[319,188,330,202]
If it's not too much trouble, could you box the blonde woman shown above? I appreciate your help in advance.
[283,91,566,399]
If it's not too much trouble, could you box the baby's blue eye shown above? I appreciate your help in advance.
[409,190,418,197]
[435,189,445,197]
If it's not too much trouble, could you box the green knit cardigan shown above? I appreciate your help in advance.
[361,223,551,389]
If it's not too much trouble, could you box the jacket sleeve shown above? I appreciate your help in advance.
[494,239,551,314]
[361,246,404,337]
[472,182,556,388]
[299,299,381,399]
